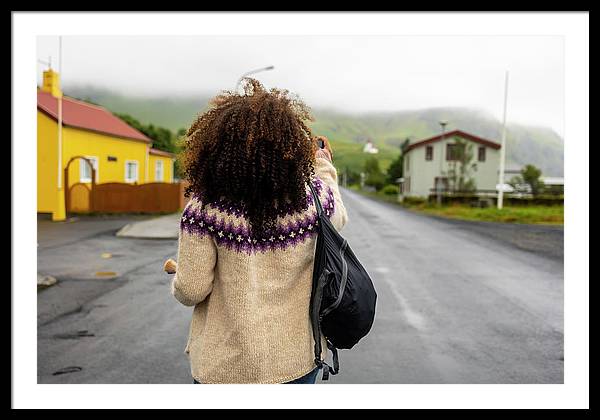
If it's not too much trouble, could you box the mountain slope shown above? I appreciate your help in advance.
[64,86,564,177]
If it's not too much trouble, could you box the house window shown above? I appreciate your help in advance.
[155,160,164,182]
[125,160,139,183]
[405,155,410,172]
[446,144,465,161]
[80,156,98,183]
[478,146,486,162]
[425,146,433,161]
[406,177,410,193]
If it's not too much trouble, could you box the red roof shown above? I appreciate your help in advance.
[405,129,501,153]
[37,90,151,143]
[149,148,176,158]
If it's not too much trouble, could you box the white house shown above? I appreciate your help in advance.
[402,130,501,198]
[363,139,379,154]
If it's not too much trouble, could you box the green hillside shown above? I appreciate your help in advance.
[64,86,564,177]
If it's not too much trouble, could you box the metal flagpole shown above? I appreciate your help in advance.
[497,71,509,209]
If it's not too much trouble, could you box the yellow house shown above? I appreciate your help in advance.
[37,69,176,221]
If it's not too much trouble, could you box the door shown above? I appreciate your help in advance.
[434,177,449,192]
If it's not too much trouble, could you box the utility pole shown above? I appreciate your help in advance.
[436,120,448,206]
[497,71,510,209]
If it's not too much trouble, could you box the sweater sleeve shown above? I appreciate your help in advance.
[315,157,348,231]
[171,205,217,307]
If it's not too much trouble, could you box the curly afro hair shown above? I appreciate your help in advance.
[182,78,318,235]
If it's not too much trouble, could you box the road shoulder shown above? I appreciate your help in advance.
[348,189,564,261]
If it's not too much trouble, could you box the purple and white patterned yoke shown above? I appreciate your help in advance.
[180,178,336,253]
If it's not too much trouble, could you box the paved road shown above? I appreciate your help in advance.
[37,190,563,384]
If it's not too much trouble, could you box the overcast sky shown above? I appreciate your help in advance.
[37,35,564,136]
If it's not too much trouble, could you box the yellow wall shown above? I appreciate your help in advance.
[37,112,59,213]
[62,125,149,188]
[149,155,175,183]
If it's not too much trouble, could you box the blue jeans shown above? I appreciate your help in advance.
[285,367,320,384]
[192,367,320,384]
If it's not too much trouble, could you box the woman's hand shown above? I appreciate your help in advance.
[314,135,333,162]
[164,258,177,274]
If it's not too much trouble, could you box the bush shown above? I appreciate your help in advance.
[403,196,427,206]
[365,172,386,192]
[381,184,399,196]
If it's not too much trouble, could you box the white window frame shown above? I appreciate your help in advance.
[155,160,164,182]
[80,156,99,183]
[124,160,139,183]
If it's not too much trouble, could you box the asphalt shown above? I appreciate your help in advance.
[37,189,563,384]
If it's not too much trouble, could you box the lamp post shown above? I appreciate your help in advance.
[236,65,275,92]
[436,120,448,206]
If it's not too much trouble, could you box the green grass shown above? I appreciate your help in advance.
[328,141,398,175]
[411,203,564,225]
[353,189,564,225]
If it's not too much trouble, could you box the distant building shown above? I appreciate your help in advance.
[363,139,379,154]
[541,177,564,187]
[504,167,564,192]
[402,129,501,198]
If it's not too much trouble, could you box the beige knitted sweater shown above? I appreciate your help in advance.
[171,157,348,384]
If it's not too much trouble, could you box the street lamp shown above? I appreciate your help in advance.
[436,120,448,206]
[235,65,275,92]
[37,57,52,69]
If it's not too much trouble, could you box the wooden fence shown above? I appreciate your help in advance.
[67,182,188,214]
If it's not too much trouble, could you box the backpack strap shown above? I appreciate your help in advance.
[318,352,339,381]
[308,180,341,381]
[327,340,340,375]
[309,180,324,216]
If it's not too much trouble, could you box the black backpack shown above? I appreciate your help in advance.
[308,183,377,380]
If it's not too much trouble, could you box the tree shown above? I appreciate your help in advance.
[364,156,386,191]
[342,168,361,186]
[445,137,477,192]
[510,164,544,195]
[172,128,188,179]
[386,155,403,185]
[115,113,176,153]
[386,138,410,185]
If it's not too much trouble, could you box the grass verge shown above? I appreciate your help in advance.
[351,188,564,225]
